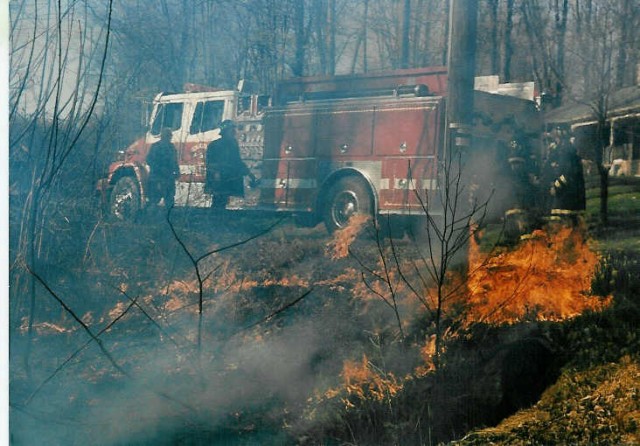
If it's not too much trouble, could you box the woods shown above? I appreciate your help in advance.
[8,0,640,444]
[9,1,640,211]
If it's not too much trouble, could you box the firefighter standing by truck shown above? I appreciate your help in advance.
[146,127,180,211]
[543,126,586,221]
[205,120,257,211]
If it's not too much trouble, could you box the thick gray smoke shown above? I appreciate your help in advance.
[11,309,327,445]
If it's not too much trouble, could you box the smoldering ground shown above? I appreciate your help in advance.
[11,288,346,445]
[10,213,419,445]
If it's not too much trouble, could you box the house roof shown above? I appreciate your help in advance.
[544,84,640,126]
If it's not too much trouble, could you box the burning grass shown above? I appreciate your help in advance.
[339,354,404,408]
[463,223,611,325]
[11,211,627,445]
[325,214,371,259]
[296,220,621,444]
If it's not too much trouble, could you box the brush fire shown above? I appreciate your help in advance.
[10,210,627,445]
[317,219,612,412]
[464,223,611,325]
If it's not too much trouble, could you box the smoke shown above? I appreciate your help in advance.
[7,214,384,445]
[10,305,332,445]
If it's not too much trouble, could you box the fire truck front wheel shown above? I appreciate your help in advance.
[109,176,141,221]
[323,177,373,233]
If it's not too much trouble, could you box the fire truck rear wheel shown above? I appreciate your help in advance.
[323,177,373,233]
[109,176,141,221]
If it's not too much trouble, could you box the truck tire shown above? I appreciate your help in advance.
[109,176,141,221]
[323,176,373,233]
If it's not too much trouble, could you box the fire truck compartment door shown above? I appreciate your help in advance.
[263,108,314,159]
[261,107,318,210]
[260,159,317,210]
[372,98,440,157]
[374,98,441,212]
[313,104,374,157]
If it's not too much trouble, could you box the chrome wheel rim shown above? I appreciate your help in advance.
[331,190,359,228]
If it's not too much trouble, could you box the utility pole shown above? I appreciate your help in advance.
[446,0,478,157]
[443,0,479,272]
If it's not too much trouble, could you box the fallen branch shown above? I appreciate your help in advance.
[25,266,196,414]
[25,293,140,404]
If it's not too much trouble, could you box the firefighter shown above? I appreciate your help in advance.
[543,126,586,219]
[504,133,539,241]
[205,120,257,211]
[507,132,538,211]
[146,127,180,210]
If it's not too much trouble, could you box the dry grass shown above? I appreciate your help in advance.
[458,357,640,445]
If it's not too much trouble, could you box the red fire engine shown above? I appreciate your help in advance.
[98,67,541,232]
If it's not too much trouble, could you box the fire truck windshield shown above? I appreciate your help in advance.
[151,102,183,135]
[190,100,224,134]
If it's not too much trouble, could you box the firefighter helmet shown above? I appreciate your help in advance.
[219,120,236,132]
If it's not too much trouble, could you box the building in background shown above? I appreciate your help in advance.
[544,84,640,177]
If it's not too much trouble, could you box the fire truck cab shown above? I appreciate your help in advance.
[98,83,267,220]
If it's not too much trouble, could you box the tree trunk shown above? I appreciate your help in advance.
[599,164,609,226]
[615,0,631,87]
[401,0,411,68]
[441,0,450,66]
[328,0,336,75]
[575,0,594,97]
[595,116,610,226]
[488,0,499,75]
[363,0,369,72]
[293,0,305,77]
[315,0,327,75]
[504,0,514,81]
[554,0,569,101]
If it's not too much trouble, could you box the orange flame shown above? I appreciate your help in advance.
[339,354,403,408]
[326,214,371,259]
[463,224,611,325]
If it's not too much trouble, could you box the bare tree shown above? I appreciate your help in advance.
[349,151,491,369]
[568,4,618,226]
[10,0,114,378]
[486,0,500,74]
[400,0,411,68]
[556,0,639,224]
[166,211,284,351]
[614,0,640,87]
[553,0,570,101]
[521,0,560,96]
[292,0,307,77]
[411,154,491,367]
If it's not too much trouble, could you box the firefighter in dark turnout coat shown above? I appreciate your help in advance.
[543,126,586,214]
[146,127,180,209]
[205,120,256,210]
